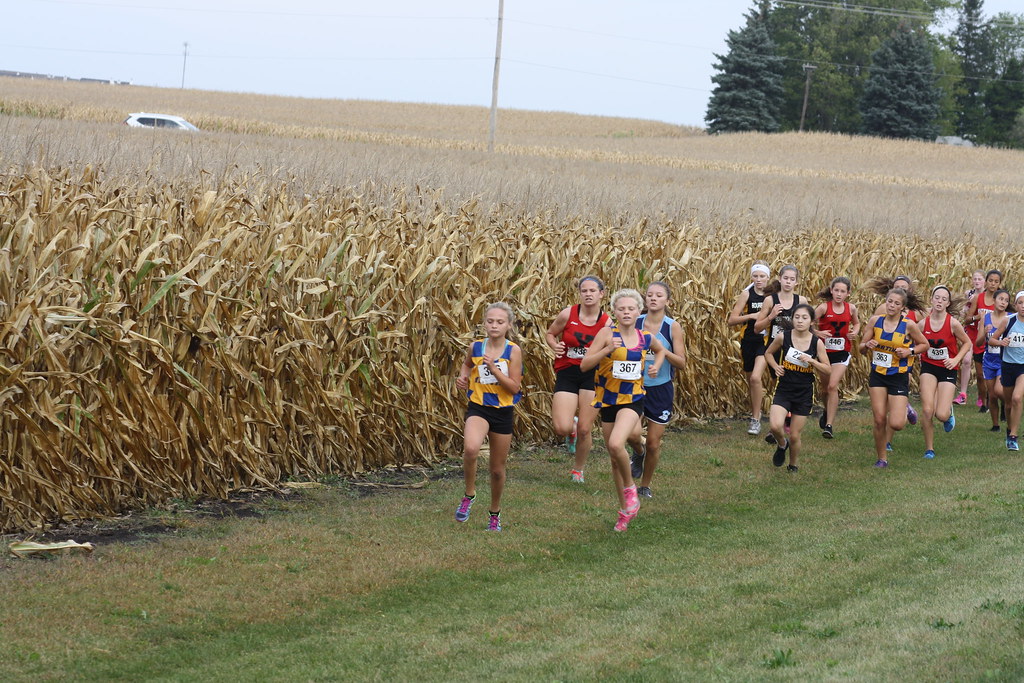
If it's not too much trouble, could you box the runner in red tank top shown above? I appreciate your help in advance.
[545,275,611,483]
[918,286,971,459]
[814,277,860,439]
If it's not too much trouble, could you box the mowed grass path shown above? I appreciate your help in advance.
[3,398,1024,681]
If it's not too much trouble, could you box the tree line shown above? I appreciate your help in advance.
[705,0,1024,146]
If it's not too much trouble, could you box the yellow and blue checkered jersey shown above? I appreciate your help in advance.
[466,339,522,407]
[870,315,912,375]
[593,327,653,408]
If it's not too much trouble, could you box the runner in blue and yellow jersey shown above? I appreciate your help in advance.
[860,287,929,468]
[728,261,771,435]
[454,303,523,532]
[581,289,666,533]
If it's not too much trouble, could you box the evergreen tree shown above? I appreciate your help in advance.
[953,0,995,138]
[705,8,785,134]
[981,56,1024,146]
[860,26,941,140]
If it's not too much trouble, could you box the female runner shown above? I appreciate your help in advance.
[917,286,971,460]
[958,269,986,404]
[581,289,666,532]
[869,275,924,434]
[814,277,860,438]
[546,275,611,483]
[626,281,687,498]
[727,262,771,435]
[859,287,929,467]
[964,269,1004,411]
[981,289,1011,431]
[764,304,831,472]
[986,291,1024,452]
[454,303,523,531]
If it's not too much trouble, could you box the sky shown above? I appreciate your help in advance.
[3,0,1021,127]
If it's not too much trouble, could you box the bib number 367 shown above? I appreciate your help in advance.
[612,360,642,380]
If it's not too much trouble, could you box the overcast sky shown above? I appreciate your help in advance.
[3,0,1020,127]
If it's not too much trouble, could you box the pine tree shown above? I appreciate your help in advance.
[953,0,995,138]
[981,56,1024,147]
[860,25,941,140]
[705,9,785,134]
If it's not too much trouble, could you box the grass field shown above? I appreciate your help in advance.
[3,396,1024,681]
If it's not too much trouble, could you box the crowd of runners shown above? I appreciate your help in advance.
[452,265,1024,533]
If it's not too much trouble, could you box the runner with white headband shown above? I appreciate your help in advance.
[728,261,772,435]
[986,291,1024,452]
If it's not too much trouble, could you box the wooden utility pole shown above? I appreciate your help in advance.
[487,0,504,153]
[798,63,817,132]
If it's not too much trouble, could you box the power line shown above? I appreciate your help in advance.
[34,0,490,21]
[772,0,1022,29]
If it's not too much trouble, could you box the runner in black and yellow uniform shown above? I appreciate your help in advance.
[860,287,929,468]
[728,261,771,435]
[764,304,831,472]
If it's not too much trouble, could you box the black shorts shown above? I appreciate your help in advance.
[868,371,910,396]
[465,402,514,435]
[1001,362,1024,389]
[826,350,850,366]
[599,400,644,424]
[772,382,813,416]
[740,336,767,373]
[643,382,673,425]
[973,351,985,364]
[553,365,596,394]
[921,362,957,384]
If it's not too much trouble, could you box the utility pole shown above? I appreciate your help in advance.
[487,0,504,153]
[181,42,188,89]
[798,63,817,132]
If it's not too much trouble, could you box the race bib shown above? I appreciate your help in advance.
[926,347,949,361]
[612,359,643,380]
[873,350,893,368]
[1009,333,1024,348]
[566,346,586,359]
[824,336,846,351]
[987,344,1001,355]
[784,346,809,368]
[477,358,509,384]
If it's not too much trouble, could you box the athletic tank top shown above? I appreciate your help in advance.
[466,340,522,407]
[983,311,1004,360]
[779,330,820,389]
[769,293,799,341]
[921,313,957,368]
[553,305,610,372]
[637,314,674,387]
[973,294,996,354]
[743,288,767,341]
[871,316,912,375]
[1001,316,1024,365]
[593,327,652,408]
[820,300,852,353]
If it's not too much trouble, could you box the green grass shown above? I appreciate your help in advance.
[3,397,1024,681]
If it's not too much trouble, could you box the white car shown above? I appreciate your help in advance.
[124,112,199,131]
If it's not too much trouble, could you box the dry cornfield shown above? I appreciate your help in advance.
[1,79,1023,530]
[1,163,1021,532]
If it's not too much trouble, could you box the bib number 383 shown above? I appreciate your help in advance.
[612,359,643,380]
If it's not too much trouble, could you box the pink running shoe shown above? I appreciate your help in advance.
[976,397,985,408]
[954,392,967,405]
[623,485,640,513]
[613,506,639,532]
[571,470,585,483]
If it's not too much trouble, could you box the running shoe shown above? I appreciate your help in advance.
[977,397,985,408]
[980,403,989,414]
[455,496,474,522]
[943,407,955,433]
[765,432,777,445]
[819,411,827,430]
[990,425,1001,432]
[571,469,585,484]
[1008,436,1020,452]
[873,459,889,468]
[786,465,799,473]
[630,442,646,479]
[566,416,578,454]
[907,404,918,425]
[924,449,936,459]
[637,486,653,499]
[624,485,640,513]
[772,439,789,467]
[747,417,761,435]
[822,424,834,439]
[886,442,893,452]
[486,512,502,532]
[613,508,637,532]
[954,392,967,405]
